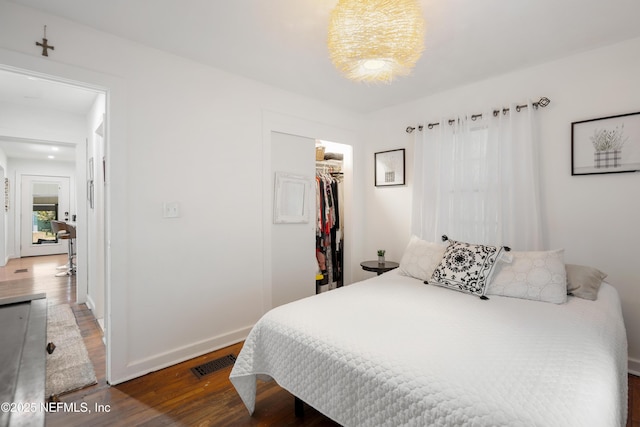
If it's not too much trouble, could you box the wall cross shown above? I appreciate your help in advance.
[35,25,54,57]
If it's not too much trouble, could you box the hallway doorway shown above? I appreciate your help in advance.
[19,174,70,257]
[0,64,109,377]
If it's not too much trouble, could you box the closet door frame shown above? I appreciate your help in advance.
[261,111,358,314]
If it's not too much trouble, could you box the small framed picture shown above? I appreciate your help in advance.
[571,111,640,175]
[375,149,405,186]
[273,172,312,224]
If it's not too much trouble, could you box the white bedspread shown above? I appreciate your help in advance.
[230,270,628,426]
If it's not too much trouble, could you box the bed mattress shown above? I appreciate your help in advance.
[230,270,628,426]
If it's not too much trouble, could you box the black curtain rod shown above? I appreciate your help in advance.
[405,97,551,133]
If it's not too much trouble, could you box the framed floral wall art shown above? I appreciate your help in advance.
[571,111,640,175]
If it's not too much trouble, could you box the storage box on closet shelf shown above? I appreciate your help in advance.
[315,146,326,161]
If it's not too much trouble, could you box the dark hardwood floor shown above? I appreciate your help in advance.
[631,374,640,427]
[1,255,337,426]
[1,255,638,426]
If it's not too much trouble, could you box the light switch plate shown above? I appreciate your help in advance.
[163,202,180,218]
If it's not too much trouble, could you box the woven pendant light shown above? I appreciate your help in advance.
[327,0,425,83]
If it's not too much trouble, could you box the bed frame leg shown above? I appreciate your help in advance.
[294,396,304,417]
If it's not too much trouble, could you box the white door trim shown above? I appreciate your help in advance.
[0,47,129,385]
[19,174,70,257]
[261,110,359,315]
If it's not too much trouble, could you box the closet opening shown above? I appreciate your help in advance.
[315,139,351,294]
[267,122,354,311]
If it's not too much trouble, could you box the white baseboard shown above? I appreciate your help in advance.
[108,325,253,386]
[84,296,105,341]
[97,318,106,345]
[629,357,640,376]
[86,295,95,311]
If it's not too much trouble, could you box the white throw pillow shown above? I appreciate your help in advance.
[398,236,447,281]
[429,239,505,297]
[487,249,567,304]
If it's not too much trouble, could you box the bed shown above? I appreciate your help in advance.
[230,265,628,426]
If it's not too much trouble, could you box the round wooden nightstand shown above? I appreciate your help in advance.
[360,260,400,276]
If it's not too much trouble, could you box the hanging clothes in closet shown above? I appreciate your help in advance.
[315,167,343,291]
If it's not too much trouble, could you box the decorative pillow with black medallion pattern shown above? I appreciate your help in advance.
[428,237,507,298]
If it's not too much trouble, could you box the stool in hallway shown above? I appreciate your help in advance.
[50,220,68,270]
[51,220,76,277]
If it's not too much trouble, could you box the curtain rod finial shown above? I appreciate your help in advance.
[537,97,551,108]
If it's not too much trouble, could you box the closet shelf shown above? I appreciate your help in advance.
[316,159,343,174]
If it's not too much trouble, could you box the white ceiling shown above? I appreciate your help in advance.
[0,136,76,162]
[0,69,96,162]
[0,69,97,115]
[8,0,640,113]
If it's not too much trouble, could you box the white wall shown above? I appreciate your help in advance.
[364,37,640,372]
[0,0,366,383]
[0,149,6,265]
[0,149,6,172]
[86,94,106,322]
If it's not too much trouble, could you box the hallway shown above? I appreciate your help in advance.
[0,254,107,409]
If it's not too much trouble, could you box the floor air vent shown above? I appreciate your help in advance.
[14,269,28,273]
[191,354,236,379]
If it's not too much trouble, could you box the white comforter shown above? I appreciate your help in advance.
[230,270,628,426]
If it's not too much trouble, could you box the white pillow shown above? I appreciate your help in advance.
[429,239,505,297]
[486,249,567,304]
[398,236,446,281]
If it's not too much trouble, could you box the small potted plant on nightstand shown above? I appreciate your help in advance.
[377,250,386,264]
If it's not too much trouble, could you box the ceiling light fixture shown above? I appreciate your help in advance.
[327,0,425,83]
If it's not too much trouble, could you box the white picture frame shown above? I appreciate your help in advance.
[273,172,312,224]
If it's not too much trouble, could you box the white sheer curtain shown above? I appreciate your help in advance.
[411,103,543,250]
